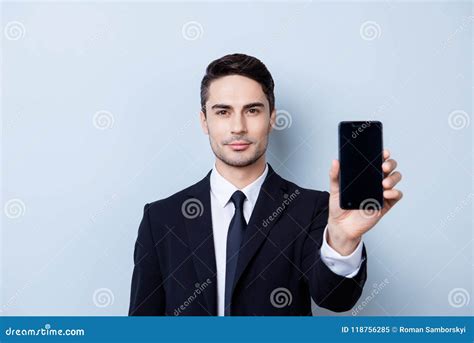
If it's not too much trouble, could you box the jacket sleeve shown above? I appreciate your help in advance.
[301,191,367,312]
[128,203,166,316]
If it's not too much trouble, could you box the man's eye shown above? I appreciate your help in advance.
[248,108,260,114]
[216,110,228,115]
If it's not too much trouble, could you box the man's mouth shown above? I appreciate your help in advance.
[227,141,251,151]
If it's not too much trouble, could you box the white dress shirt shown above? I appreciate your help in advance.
[209,162,364,316]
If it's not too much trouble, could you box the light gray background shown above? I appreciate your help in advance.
[1,1,472,316]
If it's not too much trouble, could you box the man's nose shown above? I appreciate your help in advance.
[230,113,247,134]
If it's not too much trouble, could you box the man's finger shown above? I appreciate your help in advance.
[329,159,340,195]
[383,189,403,200]
[383,148,390,161]
[383,171,402,189]
[383,159,398,175]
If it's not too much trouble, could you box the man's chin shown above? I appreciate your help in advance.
[222,159,255,168]
[217,153,260,168]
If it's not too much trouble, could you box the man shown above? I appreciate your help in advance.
[128,53,403,316]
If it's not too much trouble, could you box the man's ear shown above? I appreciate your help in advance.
[269,108,276,133]
[200,110,209,135]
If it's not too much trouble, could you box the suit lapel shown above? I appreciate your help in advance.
[183,170,218,315]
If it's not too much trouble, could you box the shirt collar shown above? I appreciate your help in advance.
[210,162,269,208]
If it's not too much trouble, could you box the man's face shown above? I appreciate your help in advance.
[200,75,276,168]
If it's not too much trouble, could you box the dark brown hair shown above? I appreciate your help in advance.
[200,53,275,115]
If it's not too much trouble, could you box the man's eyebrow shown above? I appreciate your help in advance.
[211,104,232,110]
[242,102,265,110]
[210,102,265,111]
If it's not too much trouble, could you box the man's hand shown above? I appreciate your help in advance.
[326,148,403,255]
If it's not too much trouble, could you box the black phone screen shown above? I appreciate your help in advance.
[338,121,384,210]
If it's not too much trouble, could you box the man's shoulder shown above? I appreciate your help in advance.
[278,174,329,202]
[145,172,210,213]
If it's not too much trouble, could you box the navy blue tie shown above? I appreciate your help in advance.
[224,190,247,316]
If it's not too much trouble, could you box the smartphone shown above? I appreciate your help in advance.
[338,121,384,210]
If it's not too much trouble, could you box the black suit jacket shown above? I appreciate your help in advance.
[129,163,367,316]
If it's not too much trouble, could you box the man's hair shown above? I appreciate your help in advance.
[200,53,275,115]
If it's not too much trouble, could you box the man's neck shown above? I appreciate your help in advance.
[215,156,267,189]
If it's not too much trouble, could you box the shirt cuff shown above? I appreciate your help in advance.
[319,224,364,278]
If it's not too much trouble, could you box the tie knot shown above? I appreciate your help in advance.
[230,190,246,211]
